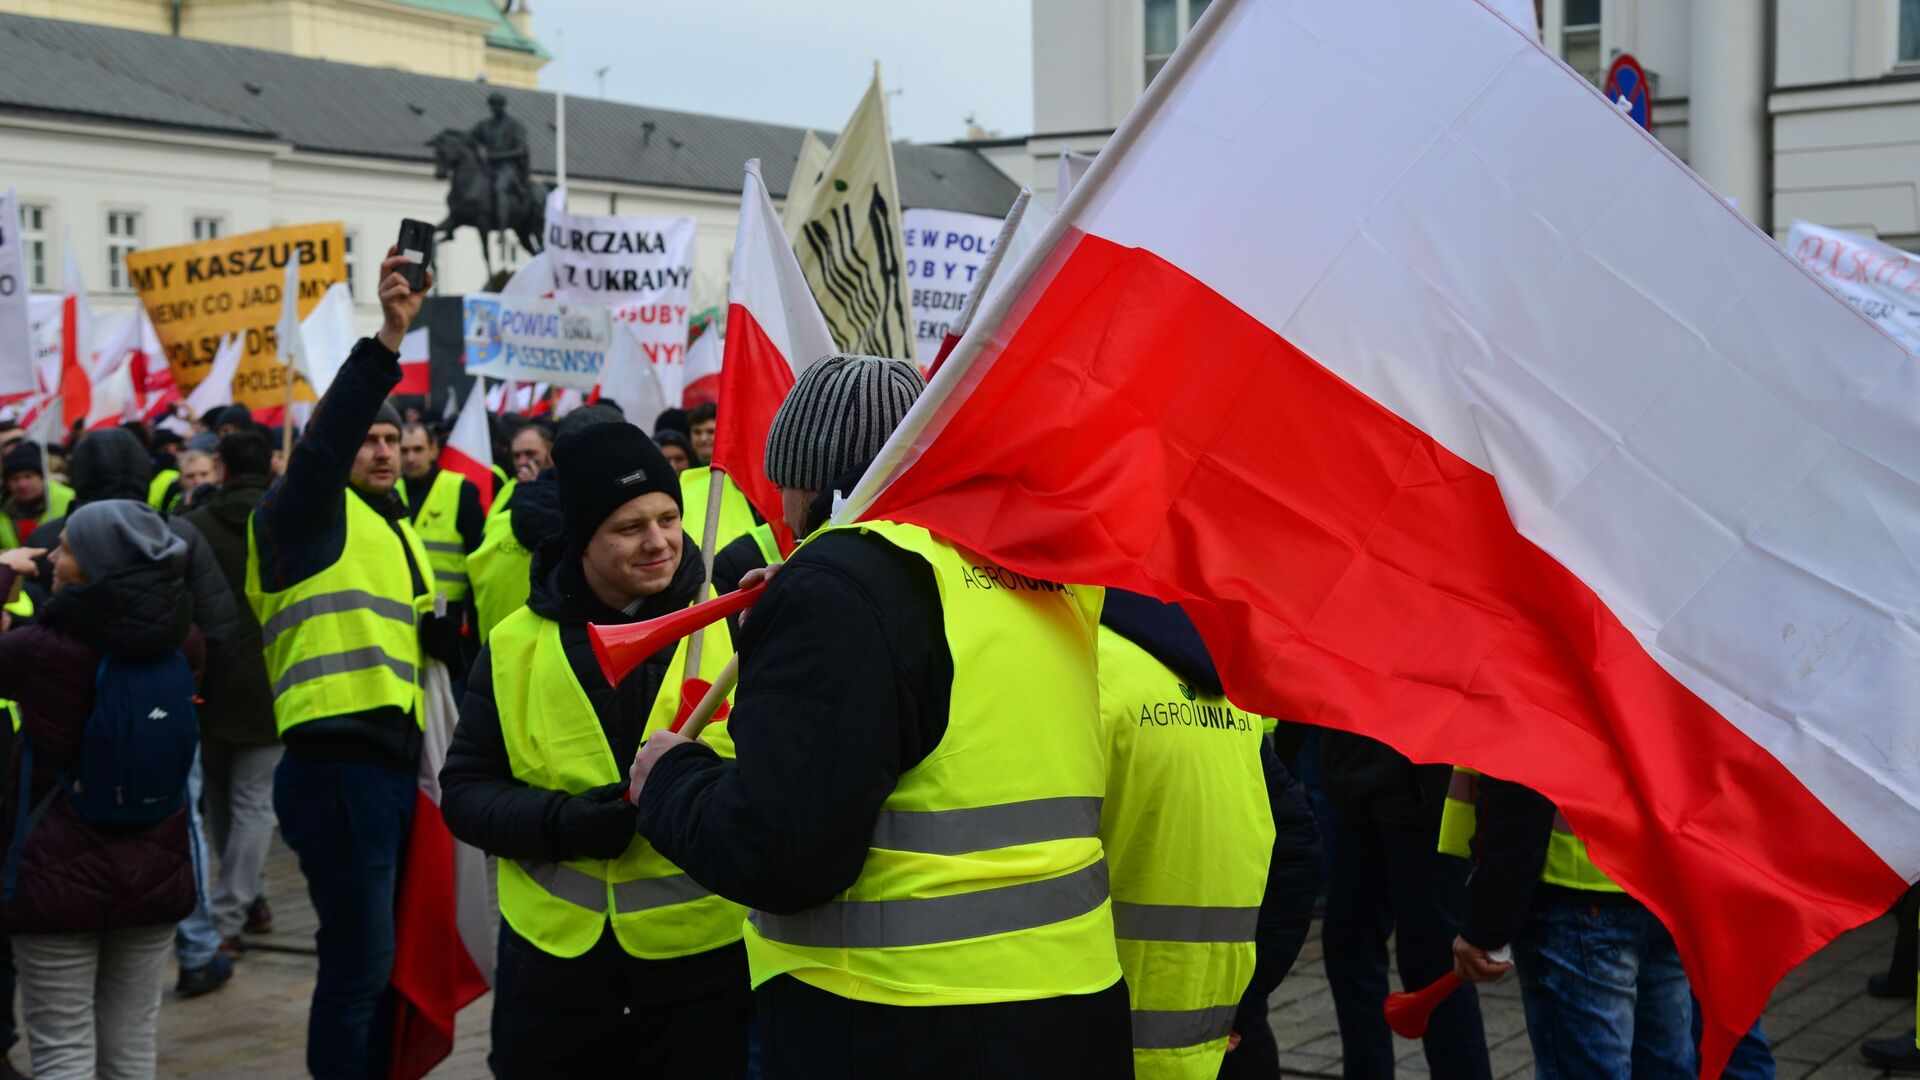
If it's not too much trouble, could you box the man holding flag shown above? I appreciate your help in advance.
[630,355,1132,1079]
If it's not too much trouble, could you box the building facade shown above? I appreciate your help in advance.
[0,0,548,87]
[0,13,1017,327]
[999,0,1920,248]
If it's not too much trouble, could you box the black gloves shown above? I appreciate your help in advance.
[551,780,639,861]
[418,610,463,666]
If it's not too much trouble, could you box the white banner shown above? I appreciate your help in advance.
[0,192,34,395]
[902,207,1002,367]
[544,188,697,403]
[462,292,613,390]
[1786,220,1920,353]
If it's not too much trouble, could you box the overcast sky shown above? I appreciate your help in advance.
[529,1,1035,144]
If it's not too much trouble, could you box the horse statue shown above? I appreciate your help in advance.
[427,127,547,281]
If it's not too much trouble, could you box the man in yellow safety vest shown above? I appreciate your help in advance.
[629,355,1132,1078]
[441,421,746,1075]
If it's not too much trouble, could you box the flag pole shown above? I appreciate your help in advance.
[683,464,729,676]
[281,374,294,461]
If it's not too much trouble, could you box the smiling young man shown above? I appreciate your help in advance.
[439,421,747,1078]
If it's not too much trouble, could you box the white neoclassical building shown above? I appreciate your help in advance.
[987,0,1920,248]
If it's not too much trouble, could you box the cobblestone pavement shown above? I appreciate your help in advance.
[110,837,1917,1077]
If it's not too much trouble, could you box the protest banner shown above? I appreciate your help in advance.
[0,192,33,395]
[544,188,697,404]
[902,207,1001,368]
[124,223,346,413]
[462,291,613,391]
[1785,220,1920,353]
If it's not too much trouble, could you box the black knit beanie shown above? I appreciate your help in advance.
[553,422,682,551]
[764,354,924,491]
[2,444,43,480]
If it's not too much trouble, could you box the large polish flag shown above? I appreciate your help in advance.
[839,0,1920,1071]
[442,378,496,514]
[712,158,836,552]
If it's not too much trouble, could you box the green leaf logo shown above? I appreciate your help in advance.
[1177,683,1196,702]
[833,179,850,192]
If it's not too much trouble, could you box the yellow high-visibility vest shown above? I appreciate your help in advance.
[244,491,431,735]
[680,467,756,556]
[147,470,180,513]
[1097,627,1272,1079]
[0,480,74,549]
[468,480,529,644]
[491,599,743,958]
[409,470,472,603]
[744,520,1122,1006]
[747,522,781,565]
[1,586,32,732]
[1437,767,1621,892]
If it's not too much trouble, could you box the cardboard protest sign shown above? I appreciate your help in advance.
[125,223,346,412]
[544,188,697,404]
[902,208,1001,367]
[462,291,613,391]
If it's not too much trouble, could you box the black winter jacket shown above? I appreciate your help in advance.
[438,534,733,988]
[182,473,276,745]
[26,429,242,677]
[0,562,204,934]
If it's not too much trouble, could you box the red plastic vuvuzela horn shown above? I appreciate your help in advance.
[1383,971,1463,1039]
[588,583,766,686]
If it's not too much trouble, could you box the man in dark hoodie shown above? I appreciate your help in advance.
[183,430,281,954]
[1096,590,1321,1080]
[440,422,747,1077]
[244,247,454,1079]
[630,356,1133,1079]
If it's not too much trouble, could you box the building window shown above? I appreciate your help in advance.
[1144,0,1213,87]
[105,209,140,292]
[1901,0,1920,62]
[18,203,47,290]
[192,215,223,241]
[1563,0,1602,85]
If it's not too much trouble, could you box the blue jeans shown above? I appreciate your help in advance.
[1513,895,1695,1079]
[175,750,221,970]
[1322,814,1491,1078]
[274,749,416,1080]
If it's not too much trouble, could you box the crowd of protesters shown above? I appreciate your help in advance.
[0,241,1894,1080]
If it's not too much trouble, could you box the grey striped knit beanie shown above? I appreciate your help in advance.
[764,355,925,491]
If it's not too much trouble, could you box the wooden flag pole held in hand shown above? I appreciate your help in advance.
[677,654,738,741]
[684,464,730,676]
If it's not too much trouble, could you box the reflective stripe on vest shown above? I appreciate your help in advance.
[469,481,528,643]
[491,602,744,960]
[680,467,756,554]
[245,491,428,735]
[1435,766,1622,893]
[411,470,472,602]
[743,520,1120,1008]
[1097,627,1271,1078]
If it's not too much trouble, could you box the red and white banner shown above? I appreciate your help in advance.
[840,1,1920,1073]
[546,188,696,405]
[713,159,837,554]
[389,661,492,1079]
[442,378,495,515]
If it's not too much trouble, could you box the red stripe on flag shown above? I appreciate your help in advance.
[59,296,89,430]
[388,790,489,1080]
[395,361,431,396]
[866,232,1906,1048]
[712,303,797,554]
[440,446,495,516]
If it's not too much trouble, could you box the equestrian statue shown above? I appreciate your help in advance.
[429,91,548,280]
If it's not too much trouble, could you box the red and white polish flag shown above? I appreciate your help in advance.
[442,377,496,514]
[712,158,837,553]
[840,0,1920,1072]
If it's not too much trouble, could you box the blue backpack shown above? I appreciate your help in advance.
[3,653,199,900]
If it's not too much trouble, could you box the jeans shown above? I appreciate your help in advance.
[1322,814,1491,1079]
[1513,894,1694,1079]
[274,748,416,1080]
[12,925,173,1080]
[174,749,221,970]
[203,740,284,938]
